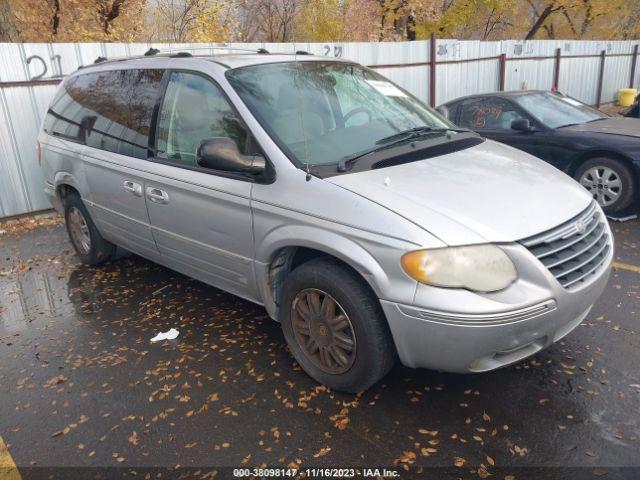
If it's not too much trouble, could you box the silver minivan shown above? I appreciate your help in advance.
[39,51,613,392]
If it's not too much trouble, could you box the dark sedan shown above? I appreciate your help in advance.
[439,91,640,213]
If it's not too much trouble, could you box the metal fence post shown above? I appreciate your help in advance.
[429,33,436,107]
[596,49,606,107]
[553,48,561,91]
[630,44,639,89]
[498,54,506,91]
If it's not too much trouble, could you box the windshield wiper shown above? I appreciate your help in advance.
[375,126,469,145]
[560,118,607,128]
[337,127,468,172]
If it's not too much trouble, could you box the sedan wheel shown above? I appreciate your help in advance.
[574,157,635,214]
[579,166,621,207]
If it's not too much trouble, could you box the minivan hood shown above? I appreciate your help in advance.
[327,140,592,246]
[560,117,640,138]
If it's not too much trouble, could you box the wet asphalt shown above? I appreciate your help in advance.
[0,216,639,480]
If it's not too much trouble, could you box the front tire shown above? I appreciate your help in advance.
[64,192,115,265]
[575,157,636,213]
[280,258,396,392]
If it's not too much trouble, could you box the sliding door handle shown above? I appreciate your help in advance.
[123,180,142,197]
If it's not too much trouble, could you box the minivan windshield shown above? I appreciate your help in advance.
[226,61,451,167]
[513,92,607,129]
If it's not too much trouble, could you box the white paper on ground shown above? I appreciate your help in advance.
[150,328,180,342]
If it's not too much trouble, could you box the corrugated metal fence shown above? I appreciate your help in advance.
[1,39,639,218]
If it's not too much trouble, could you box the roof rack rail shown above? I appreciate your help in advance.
[157,46,269,55]
[85,45,272,67]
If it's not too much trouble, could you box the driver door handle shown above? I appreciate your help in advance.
[146,187,169,204]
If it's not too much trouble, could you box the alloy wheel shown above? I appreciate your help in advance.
[579,166,622,207]
[291,288,356,375]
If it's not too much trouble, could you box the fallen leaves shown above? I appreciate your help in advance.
[128,431,139,446]
[330,408,350,430]
[313,447,331,458]
[453,456,466,467]
[395,450,416,466]
[44,375,67,388]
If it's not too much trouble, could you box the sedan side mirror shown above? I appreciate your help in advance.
[511,118,534,132]
[196,137,266,175]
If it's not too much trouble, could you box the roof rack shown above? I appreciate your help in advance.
[93,45,271,64]
[154,46,270,55]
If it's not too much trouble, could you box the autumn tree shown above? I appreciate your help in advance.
[12,0,147,42]
[419,0,515,39]
[295,0,345,41]
[0,0,21,41]
[149,0,230,42]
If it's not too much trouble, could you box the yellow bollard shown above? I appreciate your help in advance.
[618,88,638,107]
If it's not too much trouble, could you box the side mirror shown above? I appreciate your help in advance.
[511,118,534,132]
[196,137,265,175]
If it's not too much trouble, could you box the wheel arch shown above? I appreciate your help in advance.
[53,171,82,204]
[567,149,639,184]
[255,228,392,321]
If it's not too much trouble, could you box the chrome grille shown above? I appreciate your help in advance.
[521,202,611,290]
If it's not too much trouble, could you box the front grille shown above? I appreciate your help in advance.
[520,202,611,290]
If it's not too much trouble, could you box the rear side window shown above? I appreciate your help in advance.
[44,69,164,159]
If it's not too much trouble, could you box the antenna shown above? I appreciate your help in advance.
[293,52,312,181]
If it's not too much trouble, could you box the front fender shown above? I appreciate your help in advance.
[255,224,395,300]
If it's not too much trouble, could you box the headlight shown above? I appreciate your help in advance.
[401,244,517,292]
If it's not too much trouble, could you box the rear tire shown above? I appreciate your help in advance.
[64,192,115,265]
[280,257,397,392]
[574,157,636,214]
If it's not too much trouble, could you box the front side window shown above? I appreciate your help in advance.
[226,62,450,167]
[513,92,607,129]
[52,69,163,159]
[156,72,247,167]
[458,98,527,130]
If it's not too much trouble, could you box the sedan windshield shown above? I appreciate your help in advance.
[226,61,451,167]
[513,92,607,129]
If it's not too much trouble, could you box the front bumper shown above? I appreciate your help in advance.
[381,240,613,373]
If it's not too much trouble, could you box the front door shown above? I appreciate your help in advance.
[144,71,258,301]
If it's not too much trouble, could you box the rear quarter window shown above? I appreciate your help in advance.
[44,69,164,159]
